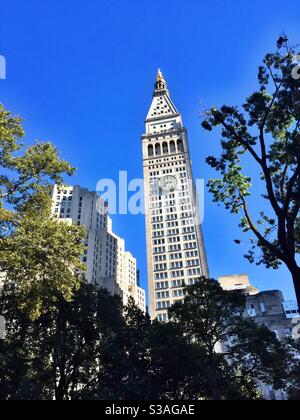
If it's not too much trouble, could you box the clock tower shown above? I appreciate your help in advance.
[142,70,209,320]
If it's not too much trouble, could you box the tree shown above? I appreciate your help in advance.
[169,278,291,400]
[0,278,294,400]
[201,37,300,307]
[287,338,300,400]
[0,103,74,222]
[1,212,85,320]
[87,297,153,400]
[0,283,124,400]
[146,320,207,400]
[0,103,85,319]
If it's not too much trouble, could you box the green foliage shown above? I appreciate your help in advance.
[201,36,300,304]
[0,279,295,400]
[0,102,85,319]
[1,214,85,320]
[0,104,74,216]
[286,338,300,400]
[169,278,292,400]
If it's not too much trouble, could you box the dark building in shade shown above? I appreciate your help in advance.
[219,274,300,400]
[219,274,300,340]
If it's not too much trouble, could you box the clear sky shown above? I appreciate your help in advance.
[0,0,299,302]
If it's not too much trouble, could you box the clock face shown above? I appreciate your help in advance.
[159,175,178,191]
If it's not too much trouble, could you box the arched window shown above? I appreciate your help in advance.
[155,143,161,156]
[170,140,176,153]
[177,139,184,152]
[162,142,169,155]
[148,144,154,158]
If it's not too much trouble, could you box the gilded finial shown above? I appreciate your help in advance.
[156,68,164,82]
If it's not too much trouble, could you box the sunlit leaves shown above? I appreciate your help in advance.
[201,36,300,275]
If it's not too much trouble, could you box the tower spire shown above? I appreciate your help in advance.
[156,68,164,82]
[154,68,168,95]
[146,69,179,120]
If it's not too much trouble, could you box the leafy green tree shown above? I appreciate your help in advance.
[201,37,300,307]
[0,281,54,400]
[1,213,85,320]
[0,104,73,218]
[287,338,300,400]
[169,278,291,400]
[78,297,207,401]
[0,103,85,319]
[0,283,125,400]
[0,278,295,400]
[146,320,207,400]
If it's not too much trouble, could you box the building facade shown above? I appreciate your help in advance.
[219,274,260,296]
[219,274,300,340]
[51,185,146,312]
[142,70,209,320]
[219,274,300,400]
[111,233,146,313]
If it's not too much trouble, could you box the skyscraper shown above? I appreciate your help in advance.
[142,70,209,320]
[51,184,146,312]
[111,233,146,313]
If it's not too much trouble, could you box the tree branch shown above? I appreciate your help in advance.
[220,120,262,165]
[239,193,285,262]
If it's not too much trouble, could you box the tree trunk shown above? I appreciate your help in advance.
[290,265,300,312]
[55,373,68,401]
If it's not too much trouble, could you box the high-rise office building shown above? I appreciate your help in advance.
[142,70,209,320]
[111,233,146,313]
[51,185,146,311]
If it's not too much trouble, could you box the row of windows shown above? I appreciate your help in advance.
[155,270,193,280]
[154,259,200,272]
[152,226,194,235]
[157,313,168,322]
[150,207,194,219]
[153,233,196,246]
[156,289,185,300]
[151,215,193,224]
[148,139,184,158]
[153,242,198,254]
[148,154,185,167]
[155,279,186,290]
[154,278,200,291]
[148,160,186,171]
[156,301,171,310]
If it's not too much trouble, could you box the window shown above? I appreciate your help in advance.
[170,140,176,153]
[148,144,154,158]
[162,142,168,155]
[155,143,161,156]
[247,304,256,317]
[157,313,168,322]
[259,302,266,313]
[177,139,184,152]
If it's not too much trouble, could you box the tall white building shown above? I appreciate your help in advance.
[111,233,146,313]
[142,70,209,321]
[51,185,146,312]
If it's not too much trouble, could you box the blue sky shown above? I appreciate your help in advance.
[0,0,299,301]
